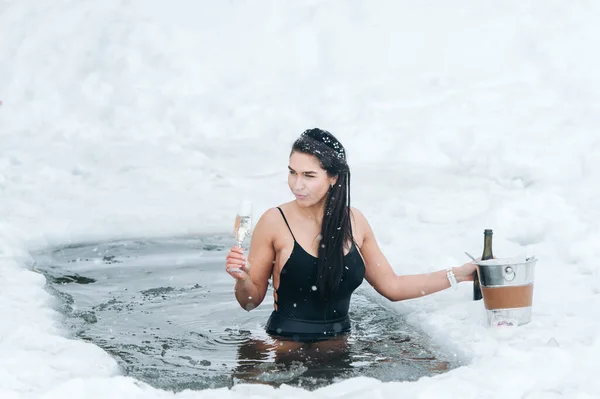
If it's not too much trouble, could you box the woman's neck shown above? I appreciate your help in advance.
[294,200,325,225]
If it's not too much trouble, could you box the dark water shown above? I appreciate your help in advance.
[31,235,462,391]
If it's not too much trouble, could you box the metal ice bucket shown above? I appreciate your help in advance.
[477,257,537,327]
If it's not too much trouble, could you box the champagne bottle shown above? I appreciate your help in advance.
[473,229,493,300]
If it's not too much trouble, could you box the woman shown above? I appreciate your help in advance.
[225,128,477,343]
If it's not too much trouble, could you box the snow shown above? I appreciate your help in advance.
[1,0,599,397]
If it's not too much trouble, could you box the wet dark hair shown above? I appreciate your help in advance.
[291,128,353,300]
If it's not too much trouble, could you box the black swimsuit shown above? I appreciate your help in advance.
[265,207,366,341]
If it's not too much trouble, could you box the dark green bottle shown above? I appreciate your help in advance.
[473,229,493,301]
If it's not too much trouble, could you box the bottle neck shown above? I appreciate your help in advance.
[482,234,494,260]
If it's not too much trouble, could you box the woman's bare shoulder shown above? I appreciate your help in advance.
[275,201,296,212]
[257,207,281,223]
[256,202,294,226]
[349,206,368,224]
[349,207,374,245]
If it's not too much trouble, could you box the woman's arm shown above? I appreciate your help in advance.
[352,208,475,302]
[225,208,278,311]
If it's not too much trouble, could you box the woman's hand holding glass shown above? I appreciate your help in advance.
[225,200,252,281]
[225,246,250,281]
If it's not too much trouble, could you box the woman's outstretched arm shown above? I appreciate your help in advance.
[352,208,476,302]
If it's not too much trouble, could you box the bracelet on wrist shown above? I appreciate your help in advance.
[446,268,459,290]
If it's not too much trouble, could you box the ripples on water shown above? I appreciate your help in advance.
[32,236,462,391]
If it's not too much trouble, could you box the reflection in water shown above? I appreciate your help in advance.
[32,236,461,391]
[233,336,352,386]
[233,333,451,388]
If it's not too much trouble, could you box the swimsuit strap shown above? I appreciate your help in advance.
[276,207,296,241]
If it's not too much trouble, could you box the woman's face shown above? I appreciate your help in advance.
[288,151,337,207]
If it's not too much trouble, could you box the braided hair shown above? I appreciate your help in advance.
[291,128,353,300]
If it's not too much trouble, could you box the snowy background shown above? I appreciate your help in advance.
[1,0,600,398]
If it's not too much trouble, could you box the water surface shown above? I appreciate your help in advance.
[32,235,461,391]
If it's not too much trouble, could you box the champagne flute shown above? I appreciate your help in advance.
[229,200,253,274]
